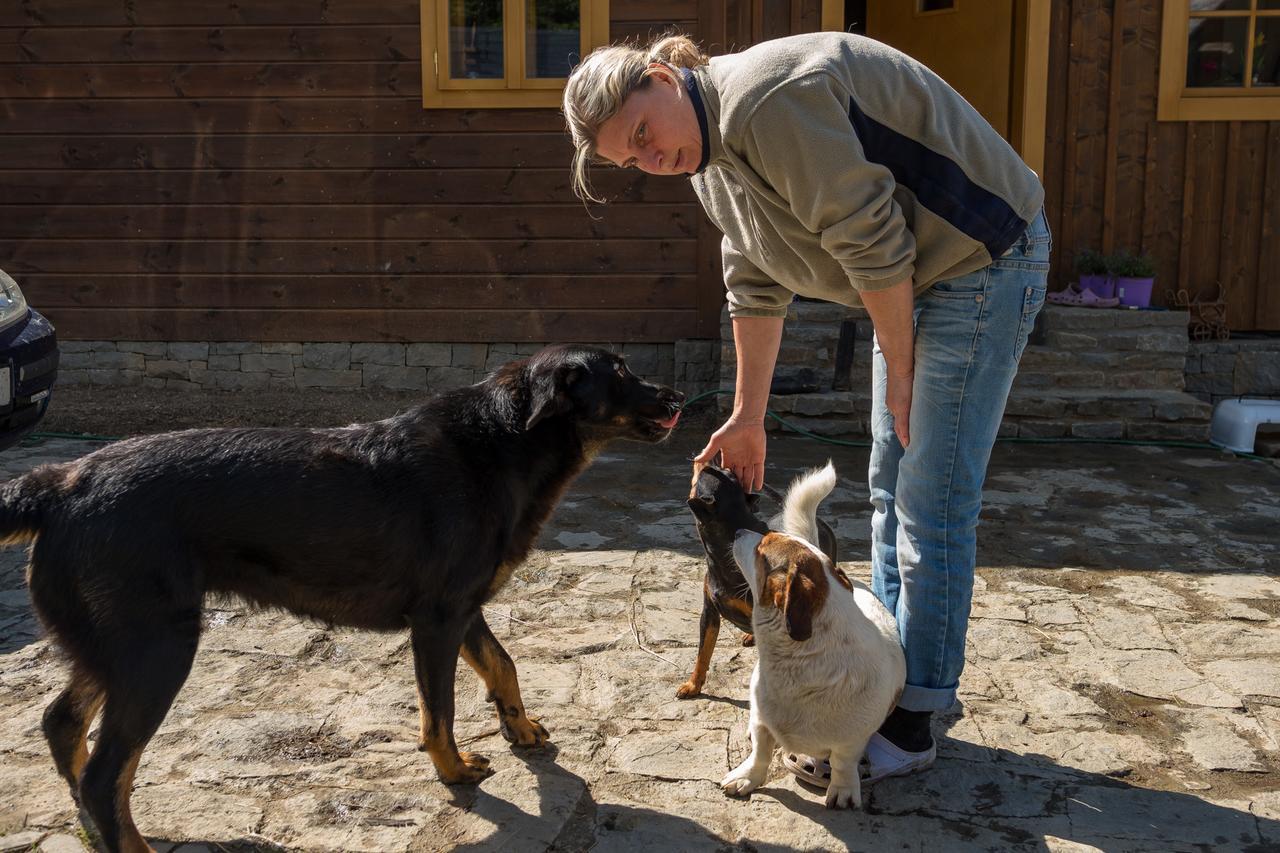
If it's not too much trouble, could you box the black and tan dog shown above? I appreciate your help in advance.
[0,344,682,853]
[679,463,838,699]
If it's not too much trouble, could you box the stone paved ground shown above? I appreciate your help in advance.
[1,432,1279,852]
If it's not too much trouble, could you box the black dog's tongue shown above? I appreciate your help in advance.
[657,410,681,430]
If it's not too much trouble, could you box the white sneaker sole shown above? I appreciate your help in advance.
[783,734,936,789]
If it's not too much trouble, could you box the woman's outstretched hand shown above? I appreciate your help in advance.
[694,416,766,492]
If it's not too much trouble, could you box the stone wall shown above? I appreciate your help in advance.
[58,341,718,395]
[717,302,1212,440]
[1185,338,1280,403]
[54,305,1259,446]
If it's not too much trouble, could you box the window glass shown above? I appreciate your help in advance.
[1190,0,1249,10]
[1255,17,1280,85]
[449,0,504,80]
[1186,15,1250,86]
[919,0,955,11]
[526,0,580,79]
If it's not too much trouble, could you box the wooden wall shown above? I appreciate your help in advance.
[0,0,718,342]
[1043,0,1279,331]
[25,2,1251,341]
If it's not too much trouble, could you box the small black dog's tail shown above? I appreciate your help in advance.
[0,463,68,546]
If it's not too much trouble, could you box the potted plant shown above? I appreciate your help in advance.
[1109,250,1157,308]
[1073,249,1114,298]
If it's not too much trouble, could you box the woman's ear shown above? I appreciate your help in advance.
[645,62,682,91]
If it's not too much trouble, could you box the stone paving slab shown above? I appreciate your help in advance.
[0,434,1278,851]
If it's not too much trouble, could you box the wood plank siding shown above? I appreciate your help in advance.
[0,0,831,342]
[0,1,679,341]
[15,2,1269,339]
[1044,0,1279,330]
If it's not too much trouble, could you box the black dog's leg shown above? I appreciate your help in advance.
[42,664,105,797]
[79,611,200,853]
[461,614,549,748]
[409,611,491,784]
[677,590,721,699]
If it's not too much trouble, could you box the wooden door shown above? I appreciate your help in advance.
[866,1,1015,138]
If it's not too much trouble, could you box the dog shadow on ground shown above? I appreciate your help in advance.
[690,691,749,711]
[81,731,1280,852]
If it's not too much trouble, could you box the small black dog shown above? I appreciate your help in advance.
[0,344,682,853]
[680,463,839,698]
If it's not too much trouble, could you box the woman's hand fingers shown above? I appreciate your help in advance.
[702,418,767,491]
[693,438,721,465]
[887,371,913,449]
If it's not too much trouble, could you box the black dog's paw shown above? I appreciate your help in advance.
[501,714,550,747]
[676,680,703,699]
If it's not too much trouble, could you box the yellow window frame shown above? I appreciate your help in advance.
[1158,0,1280,121]
[420,0,610,108]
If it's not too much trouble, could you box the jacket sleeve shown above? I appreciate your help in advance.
[739,73,916,291]
[722,236,792,318]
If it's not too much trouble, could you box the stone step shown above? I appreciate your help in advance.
[1001,388,1210,441]
[713,387,1211,442]
[1038,304,1190,330]
[1004,387,1211,422]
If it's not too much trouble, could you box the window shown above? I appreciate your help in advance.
[1159,0,1280,120]
[421,0,609,108]
[918,1,957,13]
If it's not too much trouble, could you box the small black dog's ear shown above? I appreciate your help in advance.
[526,365,585,430]
[686,493,715,521]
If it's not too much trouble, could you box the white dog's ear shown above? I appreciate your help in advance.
[782,563,815,641]
[830,564,854,592]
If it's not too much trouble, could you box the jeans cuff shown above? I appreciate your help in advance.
[898,683,958,713]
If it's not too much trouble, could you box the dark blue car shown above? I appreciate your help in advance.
[0,270,58,451]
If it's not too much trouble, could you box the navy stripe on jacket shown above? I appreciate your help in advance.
[846,97,1027,259]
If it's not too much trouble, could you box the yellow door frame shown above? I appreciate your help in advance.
[820,0,1050,177]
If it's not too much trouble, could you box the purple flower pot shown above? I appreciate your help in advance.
[1116,277,1154,308]
[1079,274,1114,299]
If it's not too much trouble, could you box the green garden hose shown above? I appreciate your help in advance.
[679,388,1275,462]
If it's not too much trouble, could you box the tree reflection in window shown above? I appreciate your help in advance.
[526,0,580,79]
[449,0,504,79]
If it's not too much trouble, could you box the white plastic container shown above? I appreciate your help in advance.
[1209,398,1280,454]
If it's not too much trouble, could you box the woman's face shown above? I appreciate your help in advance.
[594,66,703,176]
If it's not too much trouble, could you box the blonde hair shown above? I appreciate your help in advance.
[563,34,709,204]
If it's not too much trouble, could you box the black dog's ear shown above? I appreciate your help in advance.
[526,364,585,430]
[686,493,715,521]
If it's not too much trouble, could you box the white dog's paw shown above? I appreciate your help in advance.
[720,771,761,798]
[825,784,861,810]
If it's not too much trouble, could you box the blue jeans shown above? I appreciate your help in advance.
[869,209,1050,713]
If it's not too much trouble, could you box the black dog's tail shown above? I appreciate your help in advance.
[0,463,69,546]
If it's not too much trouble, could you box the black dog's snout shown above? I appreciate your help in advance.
[660,387,686,407]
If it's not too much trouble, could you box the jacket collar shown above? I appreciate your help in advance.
[683,67,725,173]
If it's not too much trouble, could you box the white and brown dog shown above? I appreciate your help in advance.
[721,461,906,809]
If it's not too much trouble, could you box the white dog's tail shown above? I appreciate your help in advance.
[781,461,836,545]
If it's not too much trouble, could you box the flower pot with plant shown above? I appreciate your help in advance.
[1109,251,1156,308]
[1073,249,1114,298]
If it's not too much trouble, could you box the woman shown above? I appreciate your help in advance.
[563,32,1048,787]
